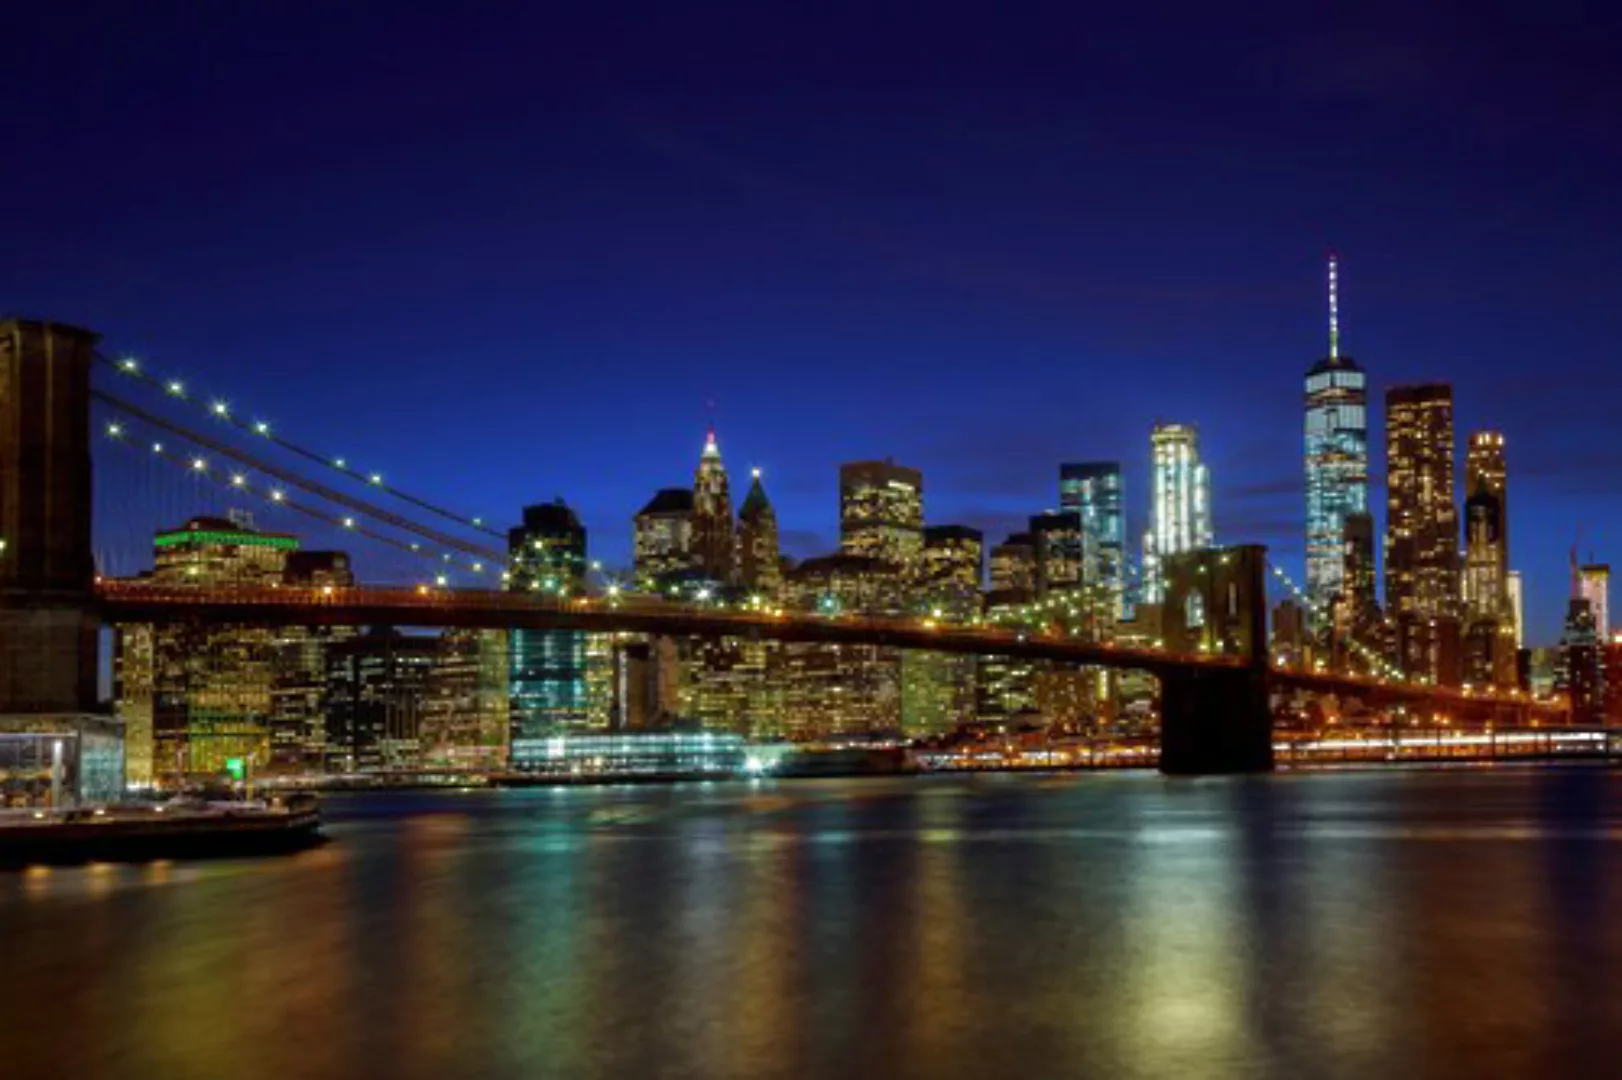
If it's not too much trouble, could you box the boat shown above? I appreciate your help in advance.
[0,792,324,866]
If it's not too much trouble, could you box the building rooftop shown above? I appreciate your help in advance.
[639,488,696,516]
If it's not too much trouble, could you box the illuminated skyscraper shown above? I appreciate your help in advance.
[1507,570,1525,648]
[1461,432,1515,687]
[507,501,591,742]
[1142,423,1212,604]
[1385,384,1460,682]
[839,460,924,573]
[1462,432,1509,619]
[1581,564,1610,641]
[1059,462,1125,618]
[692,428,736,583]
[1304,250,1369,612]
[736,468,782,598]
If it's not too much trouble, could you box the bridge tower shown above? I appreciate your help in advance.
[1158,544,1274,774]
[0,320,102,719]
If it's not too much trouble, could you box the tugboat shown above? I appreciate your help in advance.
[0,791,323,866]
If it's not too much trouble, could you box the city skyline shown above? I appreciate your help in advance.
[9,5,1621,644]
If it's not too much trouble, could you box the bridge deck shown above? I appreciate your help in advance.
[93,581,1564,718]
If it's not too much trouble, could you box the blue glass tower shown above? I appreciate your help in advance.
[1059,462,1125,618]
[1304,251,1369,614]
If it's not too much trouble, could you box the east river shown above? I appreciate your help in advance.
[5,768,1622,1079]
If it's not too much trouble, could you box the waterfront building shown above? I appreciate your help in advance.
[1385,384,1460,683]
[508,730,747,777]
[1604,634,1622,725]
[1142,423,1212,605]
[779,554,904,738]
[904,525,985,736]
[1580,564,1610,641]
[269,550,356,773]
[1059,462,1126,619]
[736,468,783,598]
[116,516,297,786]
[692,428,736,583]
[839,460,924,574]
[506,501,596,741]
[1558,597,1603,725]
[634,488,696,583]
[422,629,510,769]
[1304,251,1370,614]
[977,588,1039,724]
[324,627,436,771]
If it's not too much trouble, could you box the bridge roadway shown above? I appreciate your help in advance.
[94,580,1565,721]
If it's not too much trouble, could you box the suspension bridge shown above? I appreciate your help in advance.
[0,319,1567,780]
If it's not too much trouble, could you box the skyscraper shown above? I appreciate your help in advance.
[507,501,591,742]
[1142,423,1212,604]
[736,468,782,598]
[1304,250,1370,613]
[1059,462,1125,618]
[1507,570,1525,649]
[1461,432,1515,687]
[839,460,924,573]
[692,428,736,583]
[1385,384,1460,682]
[1581,563,1611,641]
[1462,432,1509,619]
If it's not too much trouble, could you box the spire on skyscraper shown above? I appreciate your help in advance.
[1327,247,1340,361]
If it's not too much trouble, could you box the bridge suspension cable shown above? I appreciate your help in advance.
[96,352,505,543]
[96,391,508,575]
[98,415,506,586]
[1265,558,1406,683]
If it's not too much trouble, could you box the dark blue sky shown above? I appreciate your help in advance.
[8,2,1621,642]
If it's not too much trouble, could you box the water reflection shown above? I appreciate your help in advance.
[5,769,1622,1078]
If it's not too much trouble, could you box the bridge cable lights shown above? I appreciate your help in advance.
[93,388,502,562]
[95,352,504,542]
[97,406,513,584]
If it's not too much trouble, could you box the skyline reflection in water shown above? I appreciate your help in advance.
[4,768,1622,1079]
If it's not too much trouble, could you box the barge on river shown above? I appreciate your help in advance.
[0,793,322,865]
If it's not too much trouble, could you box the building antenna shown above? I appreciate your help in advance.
[1327,247,1340,360]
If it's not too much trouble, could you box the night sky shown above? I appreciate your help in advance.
[7,3,1620,643]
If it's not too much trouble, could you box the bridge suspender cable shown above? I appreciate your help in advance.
[98,420,498,583]
[95,353,506,543]
[94,389,506,564]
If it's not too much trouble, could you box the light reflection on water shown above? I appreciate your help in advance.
[3,768,1622,1079]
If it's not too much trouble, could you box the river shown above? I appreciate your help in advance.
[5,767,1622,1078]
